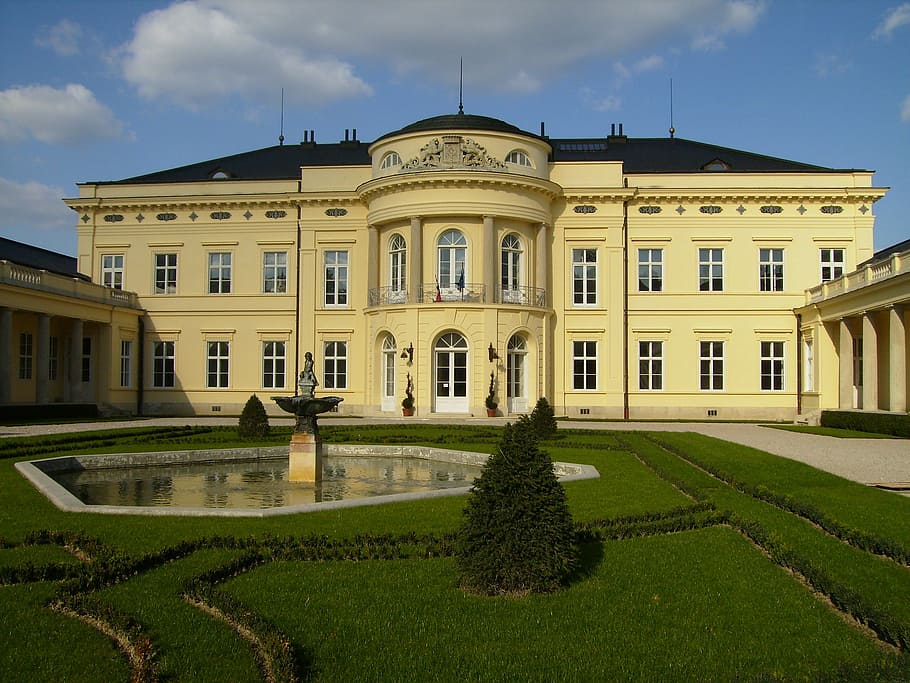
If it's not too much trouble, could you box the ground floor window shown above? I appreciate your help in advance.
[572,340,597,390]
[18,333,32,380]
[639,340,663,390]
[81,337,92,383]
[120,340,132,388]
[207,341,230,388]
[803,339,814,392]
[761,341,784,391]
[323,341,347,389]
[699,341,724,391]
[262,341,286,389]
[48,336,58,381]
[152,341,175,388]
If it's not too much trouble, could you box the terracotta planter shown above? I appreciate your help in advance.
[486,408,497,417]
[402,407,414,416]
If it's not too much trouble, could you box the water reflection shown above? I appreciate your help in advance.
[53,456,482,510]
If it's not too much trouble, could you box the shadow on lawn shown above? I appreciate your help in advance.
[567,541,605,586]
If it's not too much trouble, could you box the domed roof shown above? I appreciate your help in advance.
[377,112,536,141]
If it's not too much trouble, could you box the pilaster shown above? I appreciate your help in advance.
[862,312,878,411]
[889,306,907,412]
[838,319,853,409]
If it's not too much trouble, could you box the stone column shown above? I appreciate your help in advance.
[367,225,379,299]
[862,312,878,411]
[36,314,50,404]
[483,215,496,303]
[889,306,907,413]
[69,318,83,403]
[838,319,853,409]
[536,223,549,306]
[0,307,11,404]
[409,216,422,302]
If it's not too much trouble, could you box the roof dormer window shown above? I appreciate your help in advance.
[702,159,730,171]
[505,150,533,167]
[380,152,402,169]
[210,170,230,179]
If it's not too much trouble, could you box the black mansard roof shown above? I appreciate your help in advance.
[0,237,86,279]
[92,112,860,185]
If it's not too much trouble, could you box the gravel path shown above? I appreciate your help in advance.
[2,416,907,489]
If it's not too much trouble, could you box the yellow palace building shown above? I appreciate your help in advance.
[2,111,907,420]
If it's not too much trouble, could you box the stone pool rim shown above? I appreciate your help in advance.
[15,444,600,518]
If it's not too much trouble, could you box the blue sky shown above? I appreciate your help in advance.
[1,0,908,256]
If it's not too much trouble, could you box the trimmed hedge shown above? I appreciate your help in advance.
[820,410,910,438]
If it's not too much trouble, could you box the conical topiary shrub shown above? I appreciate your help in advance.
[456,416,577,596]
[528,396,558,440]
[238,394,270,438]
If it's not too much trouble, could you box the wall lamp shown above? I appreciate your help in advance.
[488,343,500,362]
[400,342,414,363]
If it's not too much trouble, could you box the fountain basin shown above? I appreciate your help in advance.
[15,445,600,518]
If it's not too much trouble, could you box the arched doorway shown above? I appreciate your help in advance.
[434,332,469,413]
[506,334,528,413]
[381,335,397,411]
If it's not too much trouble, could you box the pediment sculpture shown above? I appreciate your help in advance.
[402,135,506,171]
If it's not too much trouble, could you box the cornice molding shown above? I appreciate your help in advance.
[357,170,562,203]
[630,187,889,205]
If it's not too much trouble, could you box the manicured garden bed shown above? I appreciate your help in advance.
[1,424,908,681]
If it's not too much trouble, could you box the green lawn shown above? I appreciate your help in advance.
[1,424,908,682]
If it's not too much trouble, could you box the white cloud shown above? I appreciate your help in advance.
[0,178,73,232]
[580,88,622,113]
[0,84,128,145]
[873,3,910,38]
[814,53,852,78]
[35,19,84,56]
[901,94,910,122]
[692,0,766,51]
[117,0,765,107]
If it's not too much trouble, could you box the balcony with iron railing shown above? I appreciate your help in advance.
[806,248,909,305]
[1,260,141,309]
[368,283,546,307]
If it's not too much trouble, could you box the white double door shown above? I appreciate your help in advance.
[434,333,468,413]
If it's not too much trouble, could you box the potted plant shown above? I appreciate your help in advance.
[402,373,415,416]
[485,372,498,417]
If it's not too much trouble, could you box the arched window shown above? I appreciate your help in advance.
[381,335,397,410]
[500,233,523,302]
[434,332,469,412]
[389,234,407,297]
[437,230,467,296]
[380,152,402,169]
[507,335,528,413]
[505,150,532,167]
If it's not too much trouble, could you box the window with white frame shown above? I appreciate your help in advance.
[803,339,814,392]
[206,341,230,388]
[760,341,784,392]
[639,341,663,390]
[154,253,177,294]
[572,340,597,390]
[324,250,349,306]
[323,341,347,389]
[759,248,784,292]
[81,337,91,382]
[102,254,124,289]
[208,252,232,294]
[18,333,32,380]
[699,341,724,391]
[437,230,467,292]
[380,152,401,169]
[389,234,406,293]
[152,341,175,388]
[505,150,532,167]
[638,248,663,292]
[48,336,58,381]
[572,248,597,305]
[262,341,286,389]
[698,248,724,291]
[263,251,287,293]
[120,340,132,387]
[820,248,845,282]
[501,233,523,296]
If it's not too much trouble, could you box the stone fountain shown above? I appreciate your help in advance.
[272,351,343,482]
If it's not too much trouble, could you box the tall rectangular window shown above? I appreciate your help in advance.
[572,248,597,305]
[699,341,724,391]
[803,339,814,392]
[18,333,33,380]
[120,340,132,388]
[207,341,230,388]
[639,341,663,390]
[154,253,178,294]
[262,341,286,389]
[698,248,724,291]
[637,248,663,292]
[152,341,175,388]
[572,340,597,390]
[324,250,349,306]
[102,254,124,289]
[761,341,785,392]
[759,248,784,292]
[263,251,287,293]
[208,252,232,294]
[81,337,92,382]
[820,248,845,282]
[48,336,58,381]
[323,341,347,389]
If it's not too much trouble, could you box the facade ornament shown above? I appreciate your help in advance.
[402,135,506,171]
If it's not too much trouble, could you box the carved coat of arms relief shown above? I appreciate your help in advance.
[402,135,506,171]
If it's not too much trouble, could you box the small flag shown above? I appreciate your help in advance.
[435,276,442,302]
[456,266,465,292]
